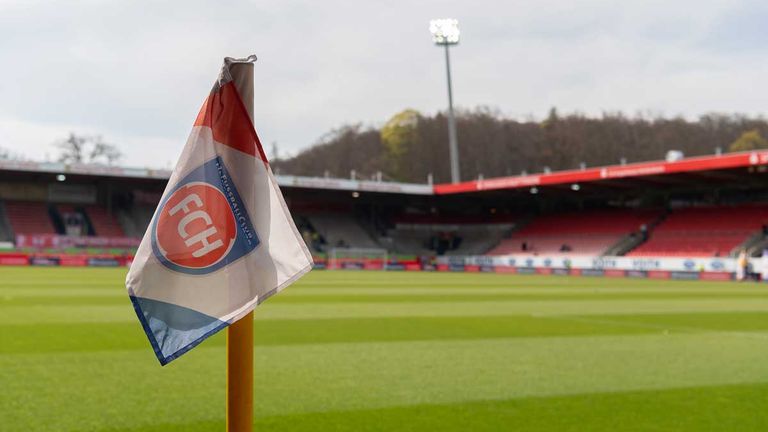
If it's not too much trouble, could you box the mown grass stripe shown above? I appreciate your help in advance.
[7,311,768,355]
[6,298,768,326]
[0,314,660,355]
[7,291,768,307]
[104,382,768,432]
[5,333,768,432]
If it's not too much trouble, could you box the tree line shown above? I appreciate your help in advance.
[273,108,768,184]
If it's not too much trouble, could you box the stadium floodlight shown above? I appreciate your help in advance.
[430,18,461,184]
[429,19,460,45]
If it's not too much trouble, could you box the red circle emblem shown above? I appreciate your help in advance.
[155,182,236,269]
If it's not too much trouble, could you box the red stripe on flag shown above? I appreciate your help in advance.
[194,82,269,163]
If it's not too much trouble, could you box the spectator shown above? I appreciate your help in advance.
[640,224,648,241]
[737,249,748,282]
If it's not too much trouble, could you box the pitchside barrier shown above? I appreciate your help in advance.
[15,234,141,249]
[311,253,748,281]
[0,252,132,267]
[0,249,754,281]
[434,254,743,281]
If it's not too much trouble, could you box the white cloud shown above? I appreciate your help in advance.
[0,0,765,167]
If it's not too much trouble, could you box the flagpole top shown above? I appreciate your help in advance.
[217,55,258,92]
[224,55,258,65]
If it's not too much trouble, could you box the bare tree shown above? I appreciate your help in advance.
[55,133,88,164]
[55,133,122,165]
[89,136,122,165]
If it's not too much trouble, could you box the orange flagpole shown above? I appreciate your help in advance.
[226,60,255,432]
[227,311,254,432]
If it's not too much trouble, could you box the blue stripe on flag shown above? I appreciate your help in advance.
[128,289,230,365]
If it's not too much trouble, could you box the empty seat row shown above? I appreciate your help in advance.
[488,209,661,256]
[4,201,55,236]
[628,205,768,257]
[2,200,126,238]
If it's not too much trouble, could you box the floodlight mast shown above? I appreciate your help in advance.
[430,18,461,184]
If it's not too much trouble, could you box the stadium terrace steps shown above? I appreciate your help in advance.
[603,233,642,257]
[628,205,768,257]
[309,214,381,250]
[744,235,768,257]
[389,224,512,256]
[117,205,155,239]
[487,209,661,256]
[0,200,12,242]
[604,211,668,256]
[3,200,56,236]
[445,233,503,256]
[387,230,432,255]
[116,209,136,238]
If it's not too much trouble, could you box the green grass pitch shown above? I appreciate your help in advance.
[3,267,768,431]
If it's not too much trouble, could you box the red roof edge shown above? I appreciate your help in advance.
[433,151,768,195]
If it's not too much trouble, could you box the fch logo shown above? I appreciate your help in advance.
[152,156,259,275]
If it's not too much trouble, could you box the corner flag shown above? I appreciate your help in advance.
[126,56,313,365]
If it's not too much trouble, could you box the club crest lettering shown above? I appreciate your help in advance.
[151,157,259,275]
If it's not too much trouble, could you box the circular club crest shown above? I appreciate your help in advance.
[154,182,236,269]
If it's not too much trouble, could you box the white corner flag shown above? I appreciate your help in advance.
[126,56,313,365]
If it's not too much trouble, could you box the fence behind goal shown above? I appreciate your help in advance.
[327,248,389,270]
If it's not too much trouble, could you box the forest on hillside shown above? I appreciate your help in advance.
[272,108,768,184]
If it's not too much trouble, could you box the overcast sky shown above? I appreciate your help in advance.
[0,0,766,168]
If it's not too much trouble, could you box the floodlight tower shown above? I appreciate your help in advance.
[429,18,461,184]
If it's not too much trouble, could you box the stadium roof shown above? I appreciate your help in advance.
[434,150,768,195]
[0,159,433,195]
[1,150,767,197]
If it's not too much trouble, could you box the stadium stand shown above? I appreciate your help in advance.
[117,206,154,238]
[382,213,514,255]
[450,226,514,255]
[0,201,11,242]
[384,228,431,255]
[3,200,55,236]
[57,204,86,236]
[628,205,768,257]
[3,151,768,264]
[308,213,380,250]
[83,205,125,237]
[293,215,325,254]
[387,223,512,255]
[487,209,661,256]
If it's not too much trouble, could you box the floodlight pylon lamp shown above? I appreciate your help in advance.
[429,18,460,45]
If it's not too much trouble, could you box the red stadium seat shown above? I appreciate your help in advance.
[83,205,125,237]
[628,205,768,257]
[487,209,661,256]
[4,201,55,236]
